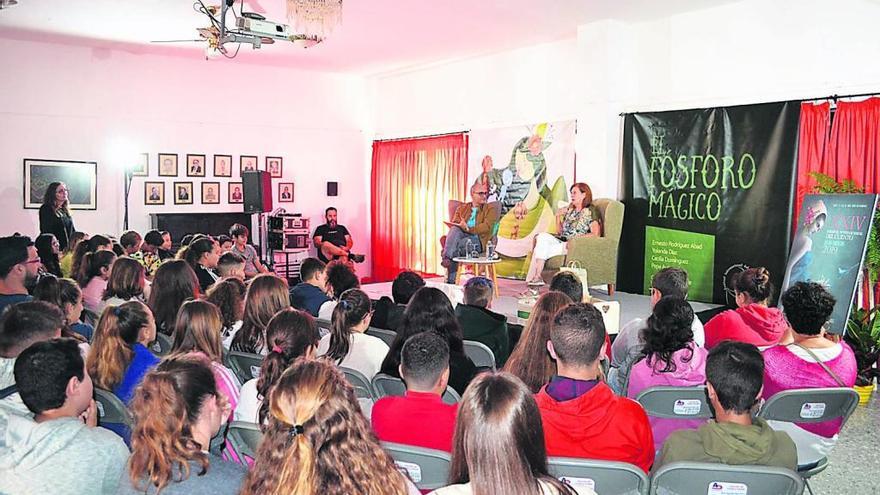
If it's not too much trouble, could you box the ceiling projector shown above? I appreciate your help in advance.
[236,16,320,47]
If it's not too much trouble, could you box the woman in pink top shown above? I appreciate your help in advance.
[763,281,857,466]
[705,267,788,349]
[76,250,116,314]
[627,297,708,452]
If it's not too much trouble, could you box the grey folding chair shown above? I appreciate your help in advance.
[316,317,332,337]
[227,421,263,464]
[548,457,649,495]
[382,441,452,491]
[341,366,376,401]
[650,461,804,495]
[462,339,496,370]
[371,373,461,405]
[226,351,264,383]
[94,388,132,429]
[149,332,173,356]
[635,385,714,419]
[366,327,397,347]
[757,387,859,493]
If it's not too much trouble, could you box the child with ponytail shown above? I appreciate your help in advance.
[33,274,93,342]
[235,308,320,424]
[77,249,116,313]
[317,288,388,380]
[241,358,417,495]
[119,355,246,495]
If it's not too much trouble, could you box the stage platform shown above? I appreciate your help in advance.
[361,276,721,331]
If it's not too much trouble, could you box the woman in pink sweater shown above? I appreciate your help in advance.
[705,267,788,349]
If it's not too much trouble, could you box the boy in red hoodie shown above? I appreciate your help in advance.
[536,302,655,473]
[704,267,788,349]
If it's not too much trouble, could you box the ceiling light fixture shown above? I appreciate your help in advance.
[286,0,342,40]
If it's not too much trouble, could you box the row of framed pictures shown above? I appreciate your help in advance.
[133,153,284,178]
[144,181,295,205]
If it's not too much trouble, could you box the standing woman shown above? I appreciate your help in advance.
[524,182,602,286]
[39,182,76,252]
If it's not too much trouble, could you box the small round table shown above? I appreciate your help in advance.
[453,256,501,294]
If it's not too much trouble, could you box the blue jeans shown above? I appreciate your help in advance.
[444,226,480,283]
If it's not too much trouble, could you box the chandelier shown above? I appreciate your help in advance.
[286,0,343,40]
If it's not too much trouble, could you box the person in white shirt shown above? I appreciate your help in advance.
[317,289,388,380]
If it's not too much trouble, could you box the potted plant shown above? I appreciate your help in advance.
[844,306,880,404]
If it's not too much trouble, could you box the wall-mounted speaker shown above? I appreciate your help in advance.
[327,181,338,197]
[243,171,273,213]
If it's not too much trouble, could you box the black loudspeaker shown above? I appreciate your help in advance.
[243,171,272,213]
[327,181,338,196]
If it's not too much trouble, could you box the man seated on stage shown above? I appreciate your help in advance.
[441,183,498,284]
[455,277,509,367]
[313,207,365,264]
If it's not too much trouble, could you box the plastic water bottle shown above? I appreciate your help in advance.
[486,240,495,259]
[464,239,473,259]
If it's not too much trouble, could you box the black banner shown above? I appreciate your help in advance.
[619,102,800,304]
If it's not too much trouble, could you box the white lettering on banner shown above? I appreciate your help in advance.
[559,476,596,494]
[708,481,748,495]
[800,402,827,419]
[673,399,702,415]
[395,461,422,483]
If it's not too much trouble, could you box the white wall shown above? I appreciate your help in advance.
[0,38,373,273]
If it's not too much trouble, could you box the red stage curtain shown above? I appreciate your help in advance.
[824,97,880,193]
[370,134,468,282]
[793,101,831,226]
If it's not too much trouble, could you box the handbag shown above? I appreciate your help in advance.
[790,343,847,387]
[558,260,589,301]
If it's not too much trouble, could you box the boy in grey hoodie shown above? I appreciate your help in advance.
[0,338,129,494]
[655,341,797,470]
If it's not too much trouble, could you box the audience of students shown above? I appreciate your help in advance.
[119,230,143,256]
[763,281,857,466]
[318,260,361,321]
[241,358,419,495]
[503,291,572,393]
[372,269,425,330]
[289,257,331,318]
[236,308,320,424]
[536,302,654,473]
[705,267,788,349]
[318,288,389,380]
[372,331,457,452]
[97,256,146,315]
[455,276,509,367]
[216,251,246,280]
[625,296,709,451]
[0,338,129,495]
[70,234,112,282]
[0,235,39,314]
[229,223,269,278]
[185,237,222,292]
[230,274,290,355]
[32,274,94,341]
[656,341,797,470]
[206,277,247,348]
[148,259,200,335]
[77,249,117,314]
[35,233,62,277]
[119,355,246,495]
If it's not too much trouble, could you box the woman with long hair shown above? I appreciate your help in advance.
[241,358,418,495]
[525,182,602,286]
[38,181,75,251]
[435,372,581,495]
[185,237,221,292]
[97,256,146,315]
[503,292,572,393]
[77,249,116,314]
[380,287,477,395]
[59,231,87,277]
[148,259,200,335]
[170,300,241,419]
[230,274,289,355]
[705,267,788,349]
[626,296,708,451]
[205,277,247,349]
[35,233,62,277]
[119,356,246,495]
[235,308,320,424]
[317,288,388,379]
[32,274,93,342]
[70,234,112,282]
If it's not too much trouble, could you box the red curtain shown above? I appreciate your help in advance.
[793,101,831,225]
[370,134,468,282]
[824,97,880,193]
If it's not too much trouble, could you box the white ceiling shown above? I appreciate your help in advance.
[0,0,739,74]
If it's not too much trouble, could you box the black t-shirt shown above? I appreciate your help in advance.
[314,223,350,262]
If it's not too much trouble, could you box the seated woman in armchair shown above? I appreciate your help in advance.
[525,182,602,286]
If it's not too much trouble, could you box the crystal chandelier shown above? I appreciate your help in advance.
[286,0,343,40]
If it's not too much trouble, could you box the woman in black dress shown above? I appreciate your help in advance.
[39,182,76,251]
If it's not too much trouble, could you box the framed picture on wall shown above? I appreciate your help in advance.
[23,159,97,210]
[144,182,165,205]
[278,182,294,203]
[202,182,220,204]
[158,153,178,177]
[174,182,193,205]
[240,155,258,174]
[228,182,244,204]
[214,155,232,177]
[266,156,283,178]
[132,153,149,176]
[187,154,206,177]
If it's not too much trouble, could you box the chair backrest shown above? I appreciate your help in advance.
[548,457,649,495]
[341,366,375,401]
[635,386,714,420]
[94,388,133,427]
[757,387,859,425]
[462,339,496,370]
[366,327,397,347]
[149,332,173,356]
[382,441,452,491]
[592,198,625,243]
[650,461,804,495]
[227,421,263,464]
[227,351,264,383]
[371,373,461,405]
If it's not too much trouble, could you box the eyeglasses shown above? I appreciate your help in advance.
[474,191,489,196]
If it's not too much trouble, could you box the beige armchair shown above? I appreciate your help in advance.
[544,198,625,295]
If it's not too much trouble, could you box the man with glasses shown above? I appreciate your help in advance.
[0,235,40,315]
[442,183,498,284]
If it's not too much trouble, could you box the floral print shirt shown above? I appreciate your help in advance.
[560,205,597,240]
